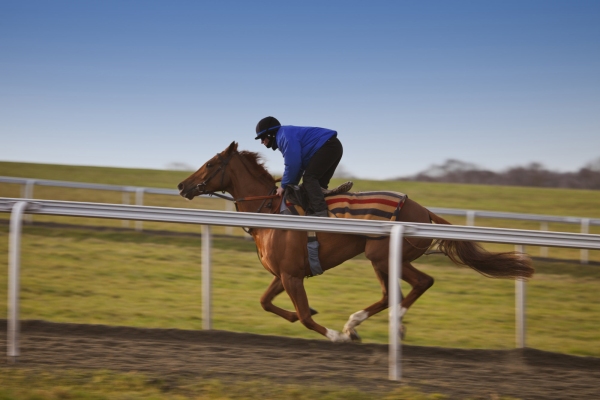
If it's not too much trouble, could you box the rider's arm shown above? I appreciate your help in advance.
[280,133,303,189]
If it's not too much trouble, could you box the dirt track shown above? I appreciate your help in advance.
[1,320,599,399]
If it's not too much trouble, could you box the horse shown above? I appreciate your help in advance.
[178,141,534,342]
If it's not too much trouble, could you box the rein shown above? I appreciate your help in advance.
[202,192,279,203]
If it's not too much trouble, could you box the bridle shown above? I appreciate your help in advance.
[195,152,234,198]
[195,151,282,214]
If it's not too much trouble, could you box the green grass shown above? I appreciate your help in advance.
[0,369,448,400]
[1,224,599,357]
[0,161,190,189]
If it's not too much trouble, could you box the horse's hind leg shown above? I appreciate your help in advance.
[260,276,318,323]
[343,263,394,341]
[343,239,434,340]
[343,260,434,340]
[386,261,434,339]
[399,262,434,312]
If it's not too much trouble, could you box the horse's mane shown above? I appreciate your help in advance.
[239,151,276,184]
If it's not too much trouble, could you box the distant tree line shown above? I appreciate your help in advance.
[399,158,600,190]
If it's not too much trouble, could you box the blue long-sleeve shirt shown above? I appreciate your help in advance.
[275,125,337,188]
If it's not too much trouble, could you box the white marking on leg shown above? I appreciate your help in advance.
[343,310,369,332]
[389,305,407,319]
[388,306,408,339]
[326,328,351,343]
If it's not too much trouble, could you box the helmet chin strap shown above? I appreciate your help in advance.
[265,133,279,151]
[270,135,279,151]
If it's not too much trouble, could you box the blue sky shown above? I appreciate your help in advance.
[1,1,599,180]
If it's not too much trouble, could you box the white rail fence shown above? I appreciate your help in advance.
[2,198,600,381]
[1,176,598,263]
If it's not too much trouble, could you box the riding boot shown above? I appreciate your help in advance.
[312,209,329,217]
[303,175,329,217]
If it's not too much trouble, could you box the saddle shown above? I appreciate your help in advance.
[285,188,408,238]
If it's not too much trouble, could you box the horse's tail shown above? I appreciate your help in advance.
[427,210,534,279]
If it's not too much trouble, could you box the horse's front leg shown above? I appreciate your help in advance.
[260,276,317,323]
[281,273,351,342]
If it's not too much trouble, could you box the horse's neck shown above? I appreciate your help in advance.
[227,156,277,213]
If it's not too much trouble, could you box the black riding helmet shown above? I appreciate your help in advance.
[255,116,281,150]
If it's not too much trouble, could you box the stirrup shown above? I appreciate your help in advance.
[322,181,353,196]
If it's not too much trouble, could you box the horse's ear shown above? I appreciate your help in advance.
[227,141,238,154]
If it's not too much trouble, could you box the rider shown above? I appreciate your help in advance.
[255,116,343,217]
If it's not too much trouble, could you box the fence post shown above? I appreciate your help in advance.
[8,201,27,363]
[581,219,590,264]
[122,191,130,228]
[135,188,144,232]
[515,244,526,348]
[540,222,548,258]
[466,210,475,226]
[225,200,234,236]
[389,224,404,381]
[202,225,212,330]
[21,180,35,224]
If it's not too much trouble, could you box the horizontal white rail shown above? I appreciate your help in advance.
[429,206,599,225]
[2,176,599,227]
[1,198,599,249]
[2,175,599,261]
[0,176,180,194]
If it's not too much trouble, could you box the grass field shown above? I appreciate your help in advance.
[1,223,599,357]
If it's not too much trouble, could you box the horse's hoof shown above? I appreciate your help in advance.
[309,307,319,316]
[399,324,406,340]
[347,328,362,342]
[326,329,352,343]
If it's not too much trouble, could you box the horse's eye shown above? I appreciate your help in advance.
[206,163,212,168]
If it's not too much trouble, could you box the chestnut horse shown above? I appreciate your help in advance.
[178,142,534,342]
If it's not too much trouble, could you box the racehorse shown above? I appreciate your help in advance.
[178,142,534,342]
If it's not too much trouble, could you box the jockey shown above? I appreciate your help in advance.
[255,116,343,217]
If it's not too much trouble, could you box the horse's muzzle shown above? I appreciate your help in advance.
[177,182,197,200]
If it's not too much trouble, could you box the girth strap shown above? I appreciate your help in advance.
[306,231,323,277]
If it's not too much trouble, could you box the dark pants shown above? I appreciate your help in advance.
[302,137,343,214]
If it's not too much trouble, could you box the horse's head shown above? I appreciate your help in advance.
[178,141,239,200]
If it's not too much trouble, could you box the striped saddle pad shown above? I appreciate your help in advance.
[287,191,407,237]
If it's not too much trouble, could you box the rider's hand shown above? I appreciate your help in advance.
[276,186,285,197]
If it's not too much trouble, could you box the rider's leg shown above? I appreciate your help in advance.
[303,137,343,215]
